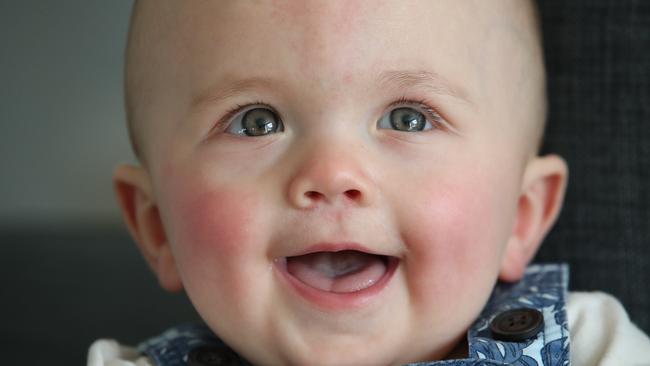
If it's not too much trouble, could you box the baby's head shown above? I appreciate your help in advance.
[114,1,568,364]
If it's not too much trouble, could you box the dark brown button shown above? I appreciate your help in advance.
[187,345,237,366]
[489,308,543,342]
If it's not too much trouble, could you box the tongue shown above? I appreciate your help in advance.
[286,250,387,293]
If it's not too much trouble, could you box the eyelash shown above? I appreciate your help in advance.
[387,97,446,128]
[213,97,445,133]
[216,100,275,131]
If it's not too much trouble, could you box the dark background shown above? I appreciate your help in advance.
[537,0,650,335]
[1,2,648,365]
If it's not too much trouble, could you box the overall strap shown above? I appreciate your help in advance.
[137,323,250,366]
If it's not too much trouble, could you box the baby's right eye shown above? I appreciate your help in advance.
[225,106,284,136]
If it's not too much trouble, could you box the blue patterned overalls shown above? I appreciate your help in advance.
[138,264,570,366]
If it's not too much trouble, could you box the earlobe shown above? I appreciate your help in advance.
[499,155,568,282]
[113,164,183,292]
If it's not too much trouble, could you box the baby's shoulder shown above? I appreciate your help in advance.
[567,291,650,365]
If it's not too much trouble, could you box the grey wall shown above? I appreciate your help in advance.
[0,1,134,227]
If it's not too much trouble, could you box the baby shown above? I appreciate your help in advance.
[89,1,650,365]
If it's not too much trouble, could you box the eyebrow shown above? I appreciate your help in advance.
[377,69,472,105]
[191,77,277,110]
[191,69,472,109]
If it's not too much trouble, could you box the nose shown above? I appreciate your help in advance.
[287,141,376,209]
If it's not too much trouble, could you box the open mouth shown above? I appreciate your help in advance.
[275,247,399,309]
[286,250,390,293]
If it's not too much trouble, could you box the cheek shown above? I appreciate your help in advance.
[162,179,270,299]
[401,169,516,309]
[175,190,257,257]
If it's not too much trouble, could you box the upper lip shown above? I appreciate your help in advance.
[283,242,394,258]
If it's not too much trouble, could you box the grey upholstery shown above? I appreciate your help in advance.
[535,0,650,335]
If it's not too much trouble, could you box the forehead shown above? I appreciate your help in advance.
[149,0,529,103]
[130,0,543,164]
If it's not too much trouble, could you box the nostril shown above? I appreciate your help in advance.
[305,191,323,201]
[345,189,361,201]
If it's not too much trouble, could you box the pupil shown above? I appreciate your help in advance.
[243,108,278,136]
[391,107,424,131]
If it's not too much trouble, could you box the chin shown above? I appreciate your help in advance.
[281,348,396,366]
[255,334,447,366]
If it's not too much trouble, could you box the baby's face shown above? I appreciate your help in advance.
[136,1,545,364]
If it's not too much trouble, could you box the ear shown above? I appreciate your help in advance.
[113,164,183,292]
[499,154,568,282]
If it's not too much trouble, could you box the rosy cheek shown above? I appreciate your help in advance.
[163,180,267,291]
[179,190,255,254]
[403,177,507,305]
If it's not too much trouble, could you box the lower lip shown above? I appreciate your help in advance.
[274,256,399,311]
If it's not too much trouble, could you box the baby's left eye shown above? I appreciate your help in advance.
[377,107,434,132]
